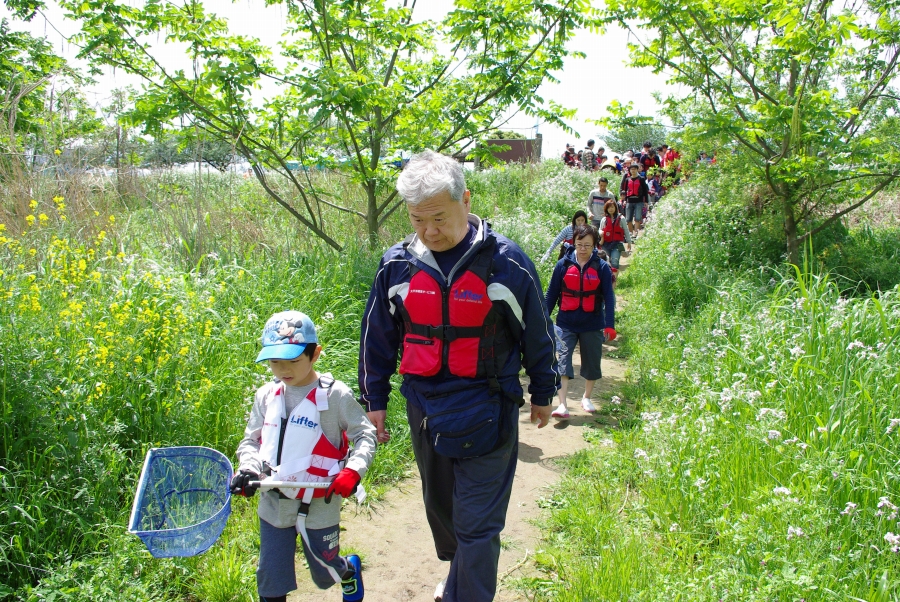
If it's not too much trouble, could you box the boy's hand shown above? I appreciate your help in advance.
[604,328,617,342]
[325,468,360,503]
[367,410,390,443]
[230,469,261,497]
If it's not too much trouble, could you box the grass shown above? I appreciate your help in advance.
[530,179,900,600]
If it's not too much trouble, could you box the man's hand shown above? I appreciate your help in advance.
[530,402,552,428]
[604,328,617,342]
[367,410,390,443]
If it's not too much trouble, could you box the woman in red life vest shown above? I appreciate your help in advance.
[540,210,589,262]
[544,225,617,418]
[598,199,631,270]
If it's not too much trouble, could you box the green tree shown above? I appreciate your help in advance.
[599,106,668,154]
[61,0,595,249]
[602,0,900,264]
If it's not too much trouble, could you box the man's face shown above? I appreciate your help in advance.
[598,181,608,192]
[408,190,471,252]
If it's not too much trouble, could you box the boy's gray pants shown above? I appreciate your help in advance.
[257,517,348,597]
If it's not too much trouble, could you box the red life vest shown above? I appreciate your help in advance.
[625,177,642,199]
[559,259,603,313]
[399,238,509,384]
[602,215,626,243]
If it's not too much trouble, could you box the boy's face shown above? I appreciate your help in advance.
[598,181,608,192]
[268,345,322,386]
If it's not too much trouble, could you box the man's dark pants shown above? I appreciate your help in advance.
[406,402,519,602]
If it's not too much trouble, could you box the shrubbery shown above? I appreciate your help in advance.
[534,177,900,601]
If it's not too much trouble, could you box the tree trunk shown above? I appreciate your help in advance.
[366,181,380,247]
[783,199,800,266]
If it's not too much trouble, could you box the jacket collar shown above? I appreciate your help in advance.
[405,214,486,282]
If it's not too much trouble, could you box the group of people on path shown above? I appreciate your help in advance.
[230,150,626,602]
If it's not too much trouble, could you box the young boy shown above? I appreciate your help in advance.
[231,310,377,602]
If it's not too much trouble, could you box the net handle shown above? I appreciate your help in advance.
[251,481,330,490]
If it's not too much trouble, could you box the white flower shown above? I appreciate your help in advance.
[649,368,659,377]
[611,395,622,405]
[886,418,900,435]
[667,333,676,341]
[206,252,220,260]
[877,497,899,520]
[885,532,900,552]
[817,426,828,433]
[787,526,805,539]
[669,523,679,532]
[323,312,335,320]
[711,328,727,337]
[634,448,649,460]
[840,502,858,516]
[768,430,782,440]
[773,487,792,496]
[693,477,707,488]
[789,346,804,357]
[766,380,778,390]
[847,340,865,350]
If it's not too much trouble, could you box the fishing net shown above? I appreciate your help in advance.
[128,446,232,558]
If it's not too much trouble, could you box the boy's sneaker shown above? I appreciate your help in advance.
[581,397,596,413]
[434,578,447,601]
[341,554,364,601]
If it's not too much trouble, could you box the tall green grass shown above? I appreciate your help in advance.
[533,181,900,600]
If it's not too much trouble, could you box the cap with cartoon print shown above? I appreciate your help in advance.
[255,311,319,363]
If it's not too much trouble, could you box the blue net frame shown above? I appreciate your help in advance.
[128,446,233,558]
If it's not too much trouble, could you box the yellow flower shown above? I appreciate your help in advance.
[29,199,37,210]
[25,215,35,226]
[134,356,143,364]
[179,346,189,356]
[54,149,62,156]
[0,223,5,232]
[38,213,48,224]
[28,248,36,256]
[108,215,115,223]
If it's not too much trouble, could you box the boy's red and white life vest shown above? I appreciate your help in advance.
[560,258,603,313]
[397,238,510,385]
[258,380,348,500]
[602,215,626,243]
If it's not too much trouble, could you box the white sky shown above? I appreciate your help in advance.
[4,0,677,157]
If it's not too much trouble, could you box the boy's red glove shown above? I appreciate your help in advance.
[324,468,360,503]
[604,328,617,342]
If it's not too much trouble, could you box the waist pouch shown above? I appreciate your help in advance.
[417,383,514,459]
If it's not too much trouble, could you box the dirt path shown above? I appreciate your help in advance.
[288,256,632,602]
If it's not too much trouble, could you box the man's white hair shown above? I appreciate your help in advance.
[396,150,466,206]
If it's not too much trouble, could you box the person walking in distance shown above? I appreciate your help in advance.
[587,177,618,229]
[598,199,631,270]
[620,163,649,237]
[357,150,558,602]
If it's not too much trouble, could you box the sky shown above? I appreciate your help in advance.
[3,0,678,158]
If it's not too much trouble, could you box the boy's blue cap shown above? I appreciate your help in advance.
[256,311,318,363]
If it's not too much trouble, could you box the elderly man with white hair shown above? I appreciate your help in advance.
[358,150,558,602]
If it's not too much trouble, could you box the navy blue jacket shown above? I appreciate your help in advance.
[545,248,615,333]
[358,216,559,411]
